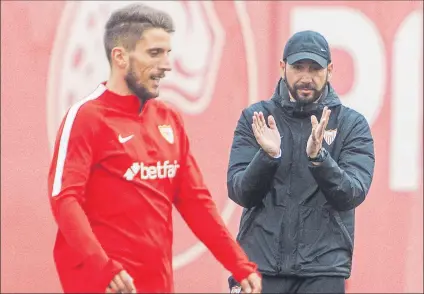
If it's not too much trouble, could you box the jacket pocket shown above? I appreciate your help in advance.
[331,211,354,252]
[238,199,285,273]
[297,205,351,271]
[237,206,260,241]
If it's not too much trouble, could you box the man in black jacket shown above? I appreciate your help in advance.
[227,30,375,293]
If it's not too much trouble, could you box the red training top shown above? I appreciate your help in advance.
[48,83,257,293]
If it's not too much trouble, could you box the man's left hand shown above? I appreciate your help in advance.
[306,106,331,158]
[239,272,262,293]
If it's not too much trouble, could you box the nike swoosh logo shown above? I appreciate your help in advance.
[118,134,134,144]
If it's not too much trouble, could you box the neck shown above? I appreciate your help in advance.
[105,71,133,96]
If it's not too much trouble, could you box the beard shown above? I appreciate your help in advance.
[124,60,158,104]
[285,72,328,106]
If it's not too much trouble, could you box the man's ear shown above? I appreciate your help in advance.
[279,60,286,78]
[111,47,129,69]
[327,62,334,82]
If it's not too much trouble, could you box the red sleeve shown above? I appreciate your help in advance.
[172,113,258,283]
[48,103,123,288]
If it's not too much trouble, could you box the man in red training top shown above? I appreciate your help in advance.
[48,3,261,294]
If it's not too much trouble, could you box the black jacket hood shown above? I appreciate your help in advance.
[271,78,341,118]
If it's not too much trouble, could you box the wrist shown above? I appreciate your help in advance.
[308,148,327,162]
[267,149,281,158]
[308,147,322,159]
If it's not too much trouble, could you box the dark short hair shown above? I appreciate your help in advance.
[104,3,175,63]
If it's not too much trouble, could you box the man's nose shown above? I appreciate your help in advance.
[299,74,312,83]
[159,55,172,71]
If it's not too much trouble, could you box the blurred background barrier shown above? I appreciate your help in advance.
[1,1,422,293]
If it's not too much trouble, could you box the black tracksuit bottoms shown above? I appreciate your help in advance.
[229,275,345,293]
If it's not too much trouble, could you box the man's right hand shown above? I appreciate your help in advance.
[252,111,281,158]
[105,270,136,293]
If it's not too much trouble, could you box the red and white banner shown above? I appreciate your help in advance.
[1,1,422,293]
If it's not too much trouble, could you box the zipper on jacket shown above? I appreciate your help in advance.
[291,118,305,273]
[274,108,296,275]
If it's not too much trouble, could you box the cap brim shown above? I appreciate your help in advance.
[286,52,327,68]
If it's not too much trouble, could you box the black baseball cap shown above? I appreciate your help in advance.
[282,30,331,68]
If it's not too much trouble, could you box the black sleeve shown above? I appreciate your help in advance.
[308,115,375,211]
[227,110,282,208]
